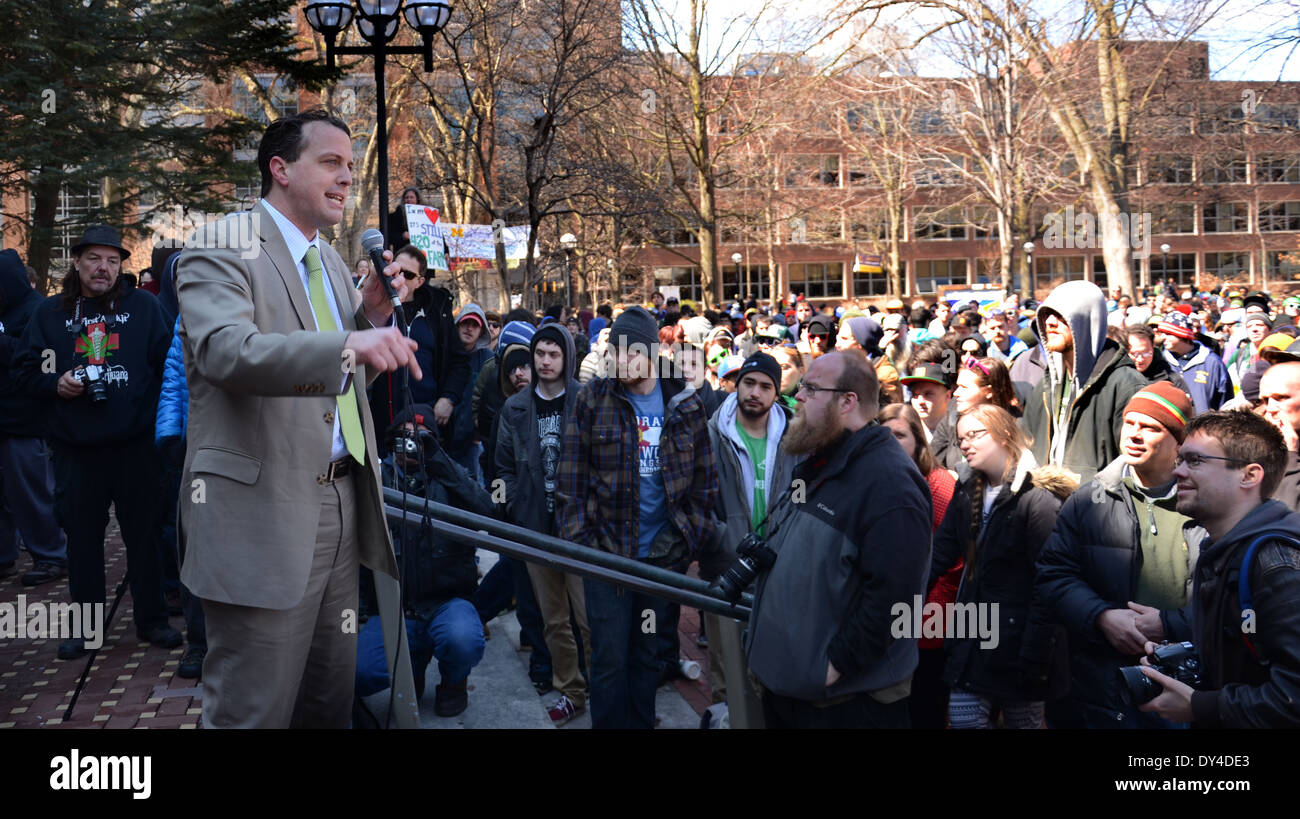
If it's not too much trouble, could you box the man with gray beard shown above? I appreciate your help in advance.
[745,351,932,727]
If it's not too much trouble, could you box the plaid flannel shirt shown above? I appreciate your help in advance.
[556,375,717,559]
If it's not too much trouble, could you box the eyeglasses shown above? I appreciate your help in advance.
[1174,452,1251,469]
[798,382,852,398]
[958,428,989,444]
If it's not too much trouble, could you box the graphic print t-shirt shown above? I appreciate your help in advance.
[628,383,668,558]
[735,425,768,536]
[535,389,566,516]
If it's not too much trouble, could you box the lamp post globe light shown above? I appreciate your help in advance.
[303,0,453,243]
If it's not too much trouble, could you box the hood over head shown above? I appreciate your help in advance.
[531,322,577,386]
[1035,280,1108,383]
[456,302,492,351]
[0,249,32,310]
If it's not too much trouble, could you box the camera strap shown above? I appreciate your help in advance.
[1236,532,1300,664]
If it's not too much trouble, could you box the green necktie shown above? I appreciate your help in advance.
[305,245,365,464]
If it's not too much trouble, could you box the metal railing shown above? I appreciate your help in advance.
[382,487,752,620]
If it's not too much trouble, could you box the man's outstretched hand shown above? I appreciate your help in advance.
[345,326,421,379]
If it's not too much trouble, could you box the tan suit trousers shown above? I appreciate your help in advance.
[201,474,360,728]
[525,562,592,708]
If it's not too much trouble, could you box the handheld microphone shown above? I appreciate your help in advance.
[361,229,408,333]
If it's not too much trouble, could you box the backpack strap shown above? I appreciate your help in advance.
[1237,532,1300,662]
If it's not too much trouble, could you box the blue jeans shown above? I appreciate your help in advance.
[583,576,671,729]
[355,597,486,697]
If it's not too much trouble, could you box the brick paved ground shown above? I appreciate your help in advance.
[1,517,715,729]
[0,514,200,730]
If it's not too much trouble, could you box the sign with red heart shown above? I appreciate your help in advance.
[424,207,440,224]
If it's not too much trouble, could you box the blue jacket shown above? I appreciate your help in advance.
[155,316,189,443]
[1163,342,1230,415]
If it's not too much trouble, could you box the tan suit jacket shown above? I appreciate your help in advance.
[175,201,398,609]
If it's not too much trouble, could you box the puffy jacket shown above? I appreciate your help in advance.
[555,369,717,561]
[699,393,799,582]
[0,249,44,437]
[943,453,1075,702]
[495,324,579,536]
[1025,283,1145,484]
[1162,342,1230,415]
[154,316,189,443]
[746,422,932,701]
[1188,500,1300,727]
[1036,457,1203,724]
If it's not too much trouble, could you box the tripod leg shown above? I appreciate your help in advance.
[64,571,130,722]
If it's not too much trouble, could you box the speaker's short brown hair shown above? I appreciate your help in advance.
[1182,410,1288,501]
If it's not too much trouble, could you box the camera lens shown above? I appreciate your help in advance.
[1116,665,1162,707]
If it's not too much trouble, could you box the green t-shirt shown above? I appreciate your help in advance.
[1124,475,1191,612]
[736,425,768,536]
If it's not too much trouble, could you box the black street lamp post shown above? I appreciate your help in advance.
[304,0,453,243]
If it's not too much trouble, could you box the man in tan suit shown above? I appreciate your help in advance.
[176,109,422,728]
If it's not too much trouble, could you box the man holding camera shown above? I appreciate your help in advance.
[1139,410,1300,727]
[745,351,931,728]
[355,404,487,718]
[16,225,180,659]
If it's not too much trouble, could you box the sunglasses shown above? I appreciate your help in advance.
[399,270,420,280]
[488,322,501,330]
[809,333,830,341]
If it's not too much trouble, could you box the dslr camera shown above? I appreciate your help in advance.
[1117,641,1203,706]
[710,532,777,604]
[73,364,109,404]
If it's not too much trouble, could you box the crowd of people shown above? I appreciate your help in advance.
[3,108,1300,729]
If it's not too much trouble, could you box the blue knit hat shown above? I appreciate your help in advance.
[498,320,536,352]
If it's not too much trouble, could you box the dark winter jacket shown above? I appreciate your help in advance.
[745,422,931,701]
[368,283,469,434]
[943,453,1075,702]
[1036,457,1203,724]
[449,303,493,452]
[496,324,580,536]
[699,393,799,582]
[0,249,45,437]
[1137,349,1189,395]
[1188,500,1300,727]
[16,281,171,447]
[1162,342,1231,415]
[1009,343,1045,409]
[1024,282,1146,484]
[381,434,492,619]
[928,403,966,475]
[556,370,717,561]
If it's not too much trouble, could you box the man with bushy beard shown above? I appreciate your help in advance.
[744,350,932,727]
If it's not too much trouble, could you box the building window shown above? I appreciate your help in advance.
[1265,250,1300,282]
[784,154,840,188]
[1033,255,1085,293]
[1199,104,1246,135]
[1203,202,1249,233]
[668,266,702,304]
[33,180,101,271]
[805,216,843,242]
[1204,251,1249,283]
[1259,202,1300,232]
[1149,155,1193,185]
[233,181,260,210]
[721,264,770,302]
[913,155,963,187]
[845,158,878,187]
[852,253,889,297]
[1149,202,1196,234]
[232,76,299,161]
[787,262,844,300]
[1150,252,1197,287]
[1090,256,1108,291]
[1255,156,1300,183]
[1254,104,1300,132]
[848,210,888,241]
[970,206,999,240]
[913,206,966,240]
[913,259,967,294]
[1201,156,1249,184]
[911,109,955,135]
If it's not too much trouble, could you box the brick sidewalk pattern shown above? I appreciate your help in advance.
[1,518,717,728]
